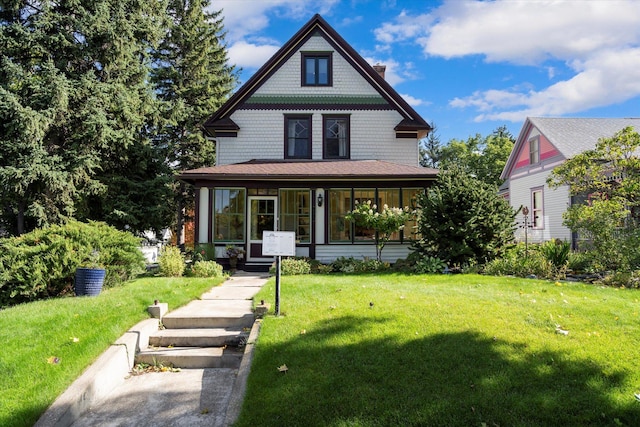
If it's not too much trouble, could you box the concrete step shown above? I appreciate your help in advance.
[161,300,255,329]
[136,346,243,369]
[148,328,248,347]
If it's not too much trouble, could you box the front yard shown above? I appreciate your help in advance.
[237,273,640,426]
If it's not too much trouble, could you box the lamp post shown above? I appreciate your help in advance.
[522,206,530,256]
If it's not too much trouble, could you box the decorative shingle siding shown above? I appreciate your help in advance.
[510,168,571,243]
[258,35,379,96]
[217,109,418,166]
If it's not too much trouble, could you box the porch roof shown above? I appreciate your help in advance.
[178,159,438,184]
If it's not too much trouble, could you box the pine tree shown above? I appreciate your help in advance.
[420,121,442,168]
[0,0,166,235]
[151,1,238,247]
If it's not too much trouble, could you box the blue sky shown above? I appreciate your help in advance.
[211,0,640,143]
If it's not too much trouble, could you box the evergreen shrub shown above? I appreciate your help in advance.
[270,258,312,276]
[0,221,145,307]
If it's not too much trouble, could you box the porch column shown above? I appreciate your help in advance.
[315,188,325,244]
[197,187,209,244]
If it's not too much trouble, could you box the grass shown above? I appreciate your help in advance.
[0,276,224,427]
[237,273,640,426]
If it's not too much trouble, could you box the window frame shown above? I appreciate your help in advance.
[323,114,350,159]
[278,189,311,243]
[531,187,544,229]
[213,188,246,243]
[284,114,312,159]
[301,52,332,86]
[529,136,540,164]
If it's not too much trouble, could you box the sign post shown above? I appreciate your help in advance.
[262,231,296,316]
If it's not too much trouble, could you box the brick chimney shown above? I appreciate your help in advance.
[372,64,386,80]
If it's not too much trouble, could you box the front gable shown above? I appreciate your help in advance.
[203,14,430,140]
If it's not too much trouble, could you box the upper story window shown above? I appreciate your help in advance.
[302,52,332,86]
[323,115,349,159]
[529,136,540,164]
[532,188,543,229]
[285,115,311,159]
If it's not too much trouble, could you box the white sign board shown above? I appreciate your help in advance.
[262,231,296,256]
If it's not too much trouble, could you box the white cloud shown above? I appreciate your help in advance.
[400,93,429,107]
[376,0,640,121]
[228,41,281,70]
[451,47,640,122]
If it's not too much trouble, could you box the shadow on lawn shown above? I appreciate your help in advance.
[239,315,640,427]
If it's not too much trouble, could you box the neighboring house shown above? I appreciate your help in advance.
[501,117,640,246]
[178,14,436,270]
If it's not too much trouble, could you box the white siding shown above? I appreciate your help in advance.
[259,35,378,96]
[509,169,572,243]
[315,244,411,264]
[198,187,209,244]
[218,109,418,166]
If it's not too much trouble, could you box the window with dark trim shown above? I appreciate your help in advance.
[284,115,311,159]
[532,188,543,229]
[323,115,350,159]
[214,188,245,242]
[302,52,331,86]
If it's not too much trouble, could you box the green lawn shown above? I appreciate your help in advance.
[0,276,224,427]
[237,274,640,427]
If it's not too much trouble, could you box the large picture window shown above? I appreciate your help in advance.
[302,52,331,86]
[328,188,423,243]
[323,115,349,159]
[214,189,245,242]
[285,115,311,159]
[279,189,311,243]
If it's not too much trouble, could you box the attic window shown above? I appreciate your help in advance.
[302,52,332,86]
[529,136,540,164]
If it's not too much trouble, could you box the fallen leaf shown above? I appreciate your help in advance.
[70,337,79,343]
[278,364,288,373]
[47,356,60,364]
[300,329,306,335]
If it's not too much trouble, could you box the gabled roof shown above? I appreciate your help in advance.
[178,159,438,184]
[203,14,431,136]
[501,117,640,180]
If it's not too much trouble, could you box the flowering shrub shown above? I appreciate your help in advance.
[269,258,311,275]
[225,245,245,259]
[345,200,414,261]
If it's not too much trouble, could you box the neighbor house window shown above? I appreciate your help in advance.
[529,137,540,164]
[279,189,311,243]
[302,52,331,86]
[532,189,543,228]
[323,115,349,159]
[214,188,245,242]
[285,115,311,159]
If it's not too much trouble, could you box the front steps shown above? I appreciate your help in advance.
[136,290,257,369]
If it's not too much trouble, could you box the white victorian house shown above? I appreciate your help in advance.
[178,14,436,270]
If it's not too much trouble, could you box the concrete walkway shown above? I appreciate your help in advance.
[36,271,269,427]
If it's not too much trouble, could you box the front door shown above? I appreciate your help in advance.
[247,196,277,261]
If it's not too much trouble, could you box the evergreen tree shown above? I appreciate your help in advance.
[0,0,166,235]
[151,1,238,247]
[420,121,441,168]
[413,166,516,266]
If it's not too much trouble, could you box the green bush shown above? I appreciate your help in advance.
[269,258,311,276]
[193,243,217,262]
[414,255,448,274]
[158,246,185,277]
[0,221,145,307]
[190,260,224,278]
[329,256,390,273]
[483,243,553,279]
[540,239,571,277]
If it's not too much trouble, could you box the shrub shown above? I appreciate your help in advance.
[190,260,224,278]
[483,243,553,279]
[413,166,516,266]
[158,246,185,277]
[598,271,640,288]
[329,256,390,273]
[540,239,570,277]
[193,243,217,262]
[269,258,312,276]
[0,221,145,307]
[414,255,448,274]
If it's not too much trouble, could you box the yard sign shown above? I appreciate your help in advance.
[262,231,296,315]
